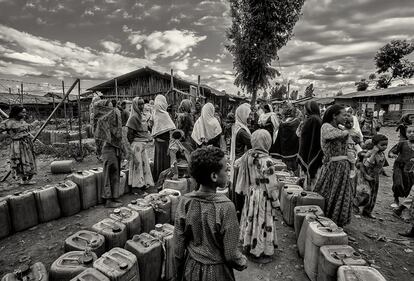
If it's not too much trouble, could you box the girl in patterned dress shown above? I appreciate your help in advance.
[174,146,247,281]
[0,106,37,184]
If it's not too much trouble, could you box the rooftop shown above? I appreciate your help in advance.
[335,85,414,99]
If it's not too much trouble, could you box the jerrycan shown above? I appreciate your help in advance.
[337,266,387,281]
[89,168,104,204]
[109,207,141,238]
[0,198,12,239]
[69,268,109,281]
[119,171,127,196]
[298,215,334,258]
[70,171,97,210]
[50,160,74,174]
[149,224,175,281]
[163,178,189,195]
[280,185,303,217]
[296,191,325,212]
[50,250,97,281]
[128,199,156,233]
[33,185,61,223]
[65,230,106,258]
[121,169,131,195]
[144,194,171,225]
[125,233,162,281]
[93,248,139,281]
[91,218,127,251]
[294,205,324,238]
[318,245,367,281]
[159,189,181,224]
[304,221,348,281]
[8,191,38,232]
[56,180,81,217]
[271,160,287,171]
[1,262,48,281]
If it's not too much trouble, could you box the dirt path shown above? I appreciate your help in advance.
[0,127,413,280]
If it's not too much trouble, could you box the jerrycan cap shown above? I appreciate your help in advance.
[81,255,93,264]
[112,225,121,233]
[119,263,128,270]
[113,208,121,215]
[172,192,179,196]
[92,168,99,171]
[76,170,83,174]
[287,191,293,195]
[132,234,140,242]
[300,191,307,196]
[130,200,137,205]
[89,239,99,247]
[155,224,163,231]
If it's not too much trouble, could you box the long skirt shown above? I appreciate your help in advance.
[239,186,277,257]
[102,145,121,200]
[129,141,154,188]
[314,160,353,227]
[182,255,235,281]
[10,138,37,179]
[154,138,170,182]
[392,162,414,198]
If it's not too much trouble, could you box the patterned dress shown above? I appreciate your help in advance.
[174,191,247,281]
[390,141,414,198]
[0,119,37,180]
[314,123,353,226]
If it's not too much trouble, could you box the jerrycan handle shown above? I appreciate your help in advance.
[104,255,128,270]
[300,191,307,196]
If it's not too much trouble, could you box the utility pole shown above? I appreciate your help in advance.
[114,78,118,100]
[20,82,23,105]
[170,69,174,90]
[197,75,201,98]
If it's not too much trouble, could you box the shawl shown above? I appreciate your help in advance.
[234,129,272,194]
[126,97,143,132]
[273,118,300,157]
[95,106,123,148]
[191,103,222,145]
[179,99,192,113]
[298,114,323,173]
[151,95,176,137]
[258,104,279,143]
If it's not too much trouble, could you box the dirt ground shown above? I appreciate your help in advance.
[0,127,413,280]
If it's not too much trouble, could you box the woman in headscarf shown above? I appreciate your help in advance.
[236,129,278,264]
[191,103,222,148]
[396,113,412,141]
[152,95,176,182]
[298,101,323,190]
[126,97,154,193]
[313,105,353,226]
[229,103,252,219]
[0,105,37,185]
[272,103,301,174]
[258,104,279,144]
[176,99,195,148]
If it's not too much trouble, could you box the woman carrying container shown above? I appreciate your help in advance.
[0,105,37,185]
[126,97,154,193]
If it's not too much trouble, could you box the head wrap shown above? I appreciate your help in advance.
[126,97,144,131]
[230,103,251,163]
[179,99,192,114]
[151,95,176,137]
[304,101,320,116]
[258,103,279,143]
[191,103,222,145]
[251,129,272,152]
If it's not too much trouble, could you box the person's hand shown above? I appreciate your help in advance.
[372,145,380,153]
[388,153,396,159]
[364,174,374,181]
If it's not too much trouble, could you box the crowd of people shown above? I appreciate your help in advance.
[1,95,414,280]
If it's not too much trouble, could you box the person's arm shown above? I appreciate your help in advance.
[221,202,248,271]
[322,123,348,140]
[364,148,379,168]
[173,198,188,281]
[389,142,401,158]
[127,127,136,144]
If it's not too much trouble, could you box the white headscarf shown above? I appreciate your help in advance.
[151,95,176,137]
[258,104,279,143]
[191,103,222,145]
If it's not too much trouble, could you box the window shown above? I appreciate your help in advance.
[389,104,401,111]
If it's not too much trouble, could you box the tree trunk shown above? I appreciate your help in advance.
[250,89,257,107]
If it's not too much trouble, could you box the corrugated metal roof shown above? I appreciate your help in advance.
[0,93,53,105]
[335,85,414,99]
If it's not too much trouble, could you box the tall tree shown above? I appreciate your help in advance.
[270,84,287,100]
[374,39,414,88]
[226,0,305,105]
[304,83,314,97]
[355,79,369,91]
[290,89,299,100]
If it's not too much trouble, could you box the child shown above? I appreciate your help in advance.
[168,129,190,180]
[354,134,388,219]
[173,146,247,281]
[340,114,362,178]
[389,125,414,209]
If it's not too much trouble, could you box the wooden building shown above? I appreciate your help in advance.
[334,85,414,123]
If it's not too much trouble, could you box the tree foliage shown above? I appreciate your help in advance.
[270,84,287,100]
[336,89,343,96]
[290,89,299,100]
[304,83,314,97]
[226,0,305,105]
[355,79,369,91]
[374,39,414,88]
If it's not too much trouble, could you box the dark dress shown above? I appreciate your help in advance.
[154,131,171,182]
[272,118,300,172]
[259,117,275,143]
[102,143,121,200]
[391,141,414,198]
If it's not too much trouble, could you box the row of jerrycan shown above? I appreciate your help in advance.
[39,130,88,145]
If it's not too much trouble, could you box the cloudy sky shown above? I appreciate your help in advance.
[0,0,413,97]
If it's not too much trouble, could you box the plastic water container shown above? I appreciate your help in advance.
[56,180,81,217]
[93,247,139,281]
[304,221,348,281]
[89,168,104,204]
[275,171,292,180]
[119,171,127,196]
[33,185,61,223]
[217,187,229,198]
[65,230,106,258]
[122,169,131,195]
[0,198,12,239]
[69,268,109,281]
[144,194,171,225]
[50,251,97,281]
[1,262,48,281]
[163,178,190,195]
[109,207,141,238]
[128,199,156,233]
[8,191,38,232]
[91,218,127,251]
[296,191,325,212]
[272,161,287,171]
[337,266,387,281]
[125,233,162,281]
[70,171,97,210]
[298,215,334,258]
[51,160,74,174]
[294,205,324,238]
[318,245,367,281]
[149,224,175,281]
[280,185,303,218]
[159,189,181,224]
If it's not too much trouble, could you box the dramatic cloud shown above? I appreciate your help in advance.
[100,40,122,53]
